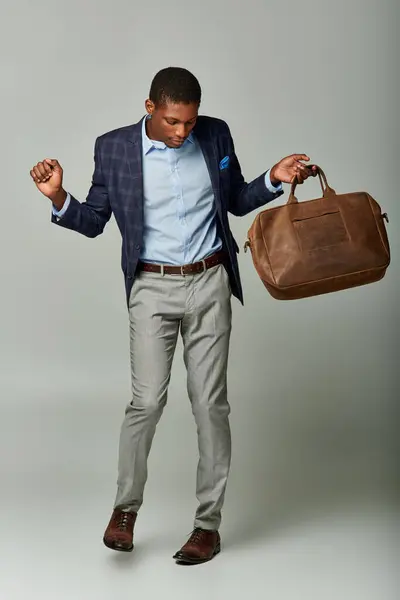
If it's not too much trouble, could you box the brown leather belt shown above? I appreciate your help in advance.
[137,250,228,276]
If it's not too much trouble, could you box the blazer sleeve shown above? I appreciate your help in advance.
[224,123,284,217]
[51,137,112,238]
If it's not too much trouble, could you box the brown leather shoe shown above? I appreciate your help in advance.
[173,528,221,565]
[103,509,136,552]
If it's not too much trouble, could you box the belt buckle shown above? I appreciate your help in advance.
[180,259,207,276]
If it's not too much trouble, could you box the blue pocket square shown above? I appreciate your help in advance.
[219,156,230,170]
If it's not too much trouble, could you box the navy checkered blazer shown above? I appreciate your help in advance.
[52,115,283,305]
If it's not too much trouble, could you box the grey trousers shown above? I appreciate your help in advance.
[114,263,232,530]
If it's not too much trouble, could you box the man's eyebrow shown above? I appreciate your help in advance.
[165,116,197,123]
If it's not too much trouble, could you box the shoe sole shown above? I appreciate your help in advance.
[173,543,221,565]
[103,537,134,553]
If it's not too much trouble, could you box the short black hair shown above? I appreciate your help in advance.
[149,67,201,107]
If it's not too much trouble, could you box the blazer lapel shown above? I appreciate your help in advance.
[124,119,144,206]
[195,121,222,215]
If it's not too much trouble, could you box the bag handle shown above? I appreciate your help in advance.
[288,165,336,204]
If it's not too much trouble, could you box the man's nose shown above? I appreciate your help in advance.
[175,125,185,138]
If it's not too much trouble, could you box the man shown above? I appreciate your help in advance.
[30,67,316,565]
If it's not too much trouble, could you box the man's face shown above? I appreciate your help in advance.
[145,100,199,148]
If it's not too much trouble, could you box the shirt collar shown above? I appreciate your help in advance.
[142,115,194,155]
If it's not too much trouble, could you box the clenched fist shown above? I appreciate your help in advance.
[30,159,67,210]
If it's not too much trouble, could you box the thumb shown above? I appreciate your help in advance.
[292,154,310,162]
[44,158,62,170]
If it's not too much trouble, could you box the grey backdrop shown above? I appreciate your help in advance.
[1,1,399,599]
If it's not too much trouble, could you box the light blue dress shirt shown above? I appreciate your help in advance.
[53,116,282,265]
[140,117,221,265]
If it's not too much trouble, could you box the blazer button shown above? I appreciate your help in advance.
[135,244,140,250]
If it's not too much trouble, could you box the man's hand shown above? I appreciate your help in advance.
[270,154,318,186]
[30,159,67,210]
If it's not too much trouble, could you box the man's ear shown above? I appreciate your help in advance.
[145,99,155,117]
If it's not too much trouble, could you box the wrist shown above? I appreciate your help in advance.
[50,188,67,210]
[269,166,281,187]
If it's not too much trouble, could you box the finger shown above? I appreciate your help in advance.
[293,163,305,180]
[42,161,53,181]
[296,173,305,184]
[302,164,317,178]
[30,169,39,183]
[33,164,51,183]
[290,167,301,184]
[36,163,48,178]
[45,158,61,171]
[296,161,309,172]
[34,163,52,183]
[33,166,45,182]
[296,166,307,184]
[299,161,313,180]
[292,154,310,162]
[43,161,52,175]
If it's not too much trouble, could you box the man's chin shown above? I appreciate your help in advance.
[168,139,185,148]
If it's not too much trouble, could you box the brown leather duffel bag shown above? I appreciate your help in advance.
[244,166,390,300]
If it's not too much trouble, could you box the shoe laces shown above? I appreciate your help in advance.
[117,512,133,532]
[188,528,208,545]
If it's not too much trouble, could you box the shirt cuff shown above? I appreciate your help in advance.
[265,170,282,193]
[52,193,71,220]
